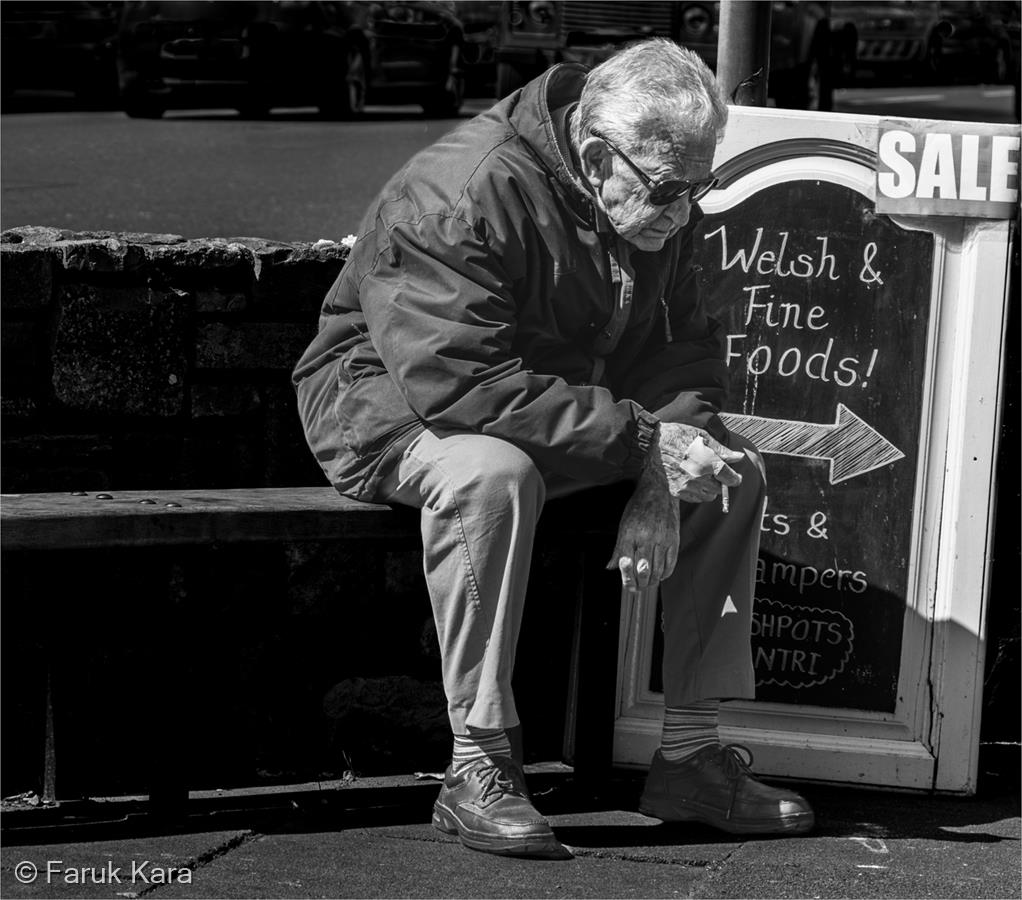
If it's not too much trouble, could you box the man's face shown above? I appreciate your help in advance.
[589,138,716,252]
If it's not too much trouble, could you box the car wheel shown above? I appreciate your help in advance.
[496,61,524,98]
[122,90,165,119]
[320,45,367,119]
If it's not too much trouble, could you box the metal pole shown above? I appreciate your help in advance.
[717,0,772,106]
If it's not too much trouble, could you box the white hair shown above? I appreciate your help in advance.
[571,38,728,160]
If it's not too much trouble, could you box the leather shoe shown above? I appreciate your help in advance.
[639,744,814,834]
[432,756,572,858]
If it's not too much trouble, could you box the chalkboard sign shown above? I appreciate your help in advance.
[650,179,935,712]
[620,106,1016,792]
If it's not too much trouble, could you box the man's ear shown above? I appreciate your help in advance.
[578,136,610,192]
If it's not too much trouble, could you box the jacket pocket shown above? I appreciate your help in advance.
[334,363,421,460]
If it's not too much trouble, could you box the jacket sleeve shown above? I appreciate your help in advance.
[357,212,659,482]
[613,220,730,439]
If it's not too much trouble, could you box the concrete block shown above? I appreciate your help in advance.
[1,321,43,373]
[0,433,115,493]
[191,384,263,418]
[0,243,55,310]
[250,242,348,317]
[2,226,184,246]
[142,238,255,278]
[0,397,41,418]
[223,236,296,264]
[194,289,248,312]
[181,430,263,487]
[0,321,45,420]
[52,285,190,416]
[59,238,147,272]
[195,322,314,370]
[1,226,76,244]
[2,318,49,418]
[110,430,186,488]
[258,382,314,485]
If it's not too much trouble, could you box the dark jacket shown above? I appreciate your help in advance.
[293,63,728,501]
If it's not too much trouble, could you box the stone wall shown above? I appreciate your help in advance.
[1,225,343,492]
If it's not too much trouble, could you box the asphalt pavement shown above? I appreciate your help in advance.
[2,768,1018,899]
[2,84,1016,242]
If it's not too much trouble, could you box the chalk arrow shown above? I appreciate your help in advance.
[720,404,904,485]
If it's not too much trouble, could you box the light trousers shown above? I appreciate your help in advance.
[375,428,766,733]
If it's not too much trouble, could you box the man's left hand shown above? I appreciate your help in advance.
[607,471,680,594]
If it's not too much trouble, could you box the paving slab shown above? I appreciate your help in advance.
[691,825,1022,899]
[1,831,251,899]
[693,787,1022,900]
[151,823,717,900]
[0,779,1017,899]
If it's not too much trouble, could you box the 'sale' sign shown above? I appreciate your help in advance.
[876,119,1020,218]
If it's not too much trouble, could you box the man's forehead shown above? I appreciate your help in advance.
[643,137,717,175]
[669,143,716,169]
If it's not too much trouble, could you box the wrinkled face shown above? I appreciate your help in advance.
[588,137,716,252]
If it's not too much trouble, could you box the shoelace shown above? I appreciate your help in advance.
[717,743,755,820]
[475,758,524,804]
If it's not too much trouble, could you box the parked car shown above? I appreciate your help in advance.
[830,0,1018,85]
[493,0,835,110]
[829,1,947,83]
[455,0,503,95]
[1,1,120,104]
[116,0,465,119]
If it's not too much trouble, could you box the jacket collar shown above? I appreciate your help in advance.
[511,63,599,229]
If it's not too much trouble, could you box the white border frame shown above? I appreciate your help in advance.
[613,108,1015,794]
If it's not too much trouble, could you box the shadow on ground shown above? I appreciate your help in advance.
[3,767,1018,851]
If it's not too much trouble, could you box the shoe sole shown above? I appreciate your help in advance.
[639,798,815,835]
[432,802,573,859]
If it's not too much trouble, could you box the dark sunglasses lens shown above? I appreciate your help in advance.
[649,181,688,206]
[649,179,717,205]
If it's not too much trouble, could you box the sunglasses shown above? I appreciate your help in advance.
[591,128,718,206]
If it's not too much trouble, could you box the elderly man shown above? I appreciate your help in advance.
[294,38,814,858]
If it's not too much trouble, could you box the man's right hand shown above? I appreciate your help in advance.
[651,422,744,502]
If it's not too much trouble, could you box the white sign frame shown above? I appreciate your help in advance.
[613,107,1016,795]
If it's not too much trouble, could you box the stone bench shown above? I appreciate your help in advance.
[1,486,624,811]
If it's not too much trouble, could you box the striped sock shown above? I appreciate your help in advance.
[452,727,513,773]
[660,701,720,763]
